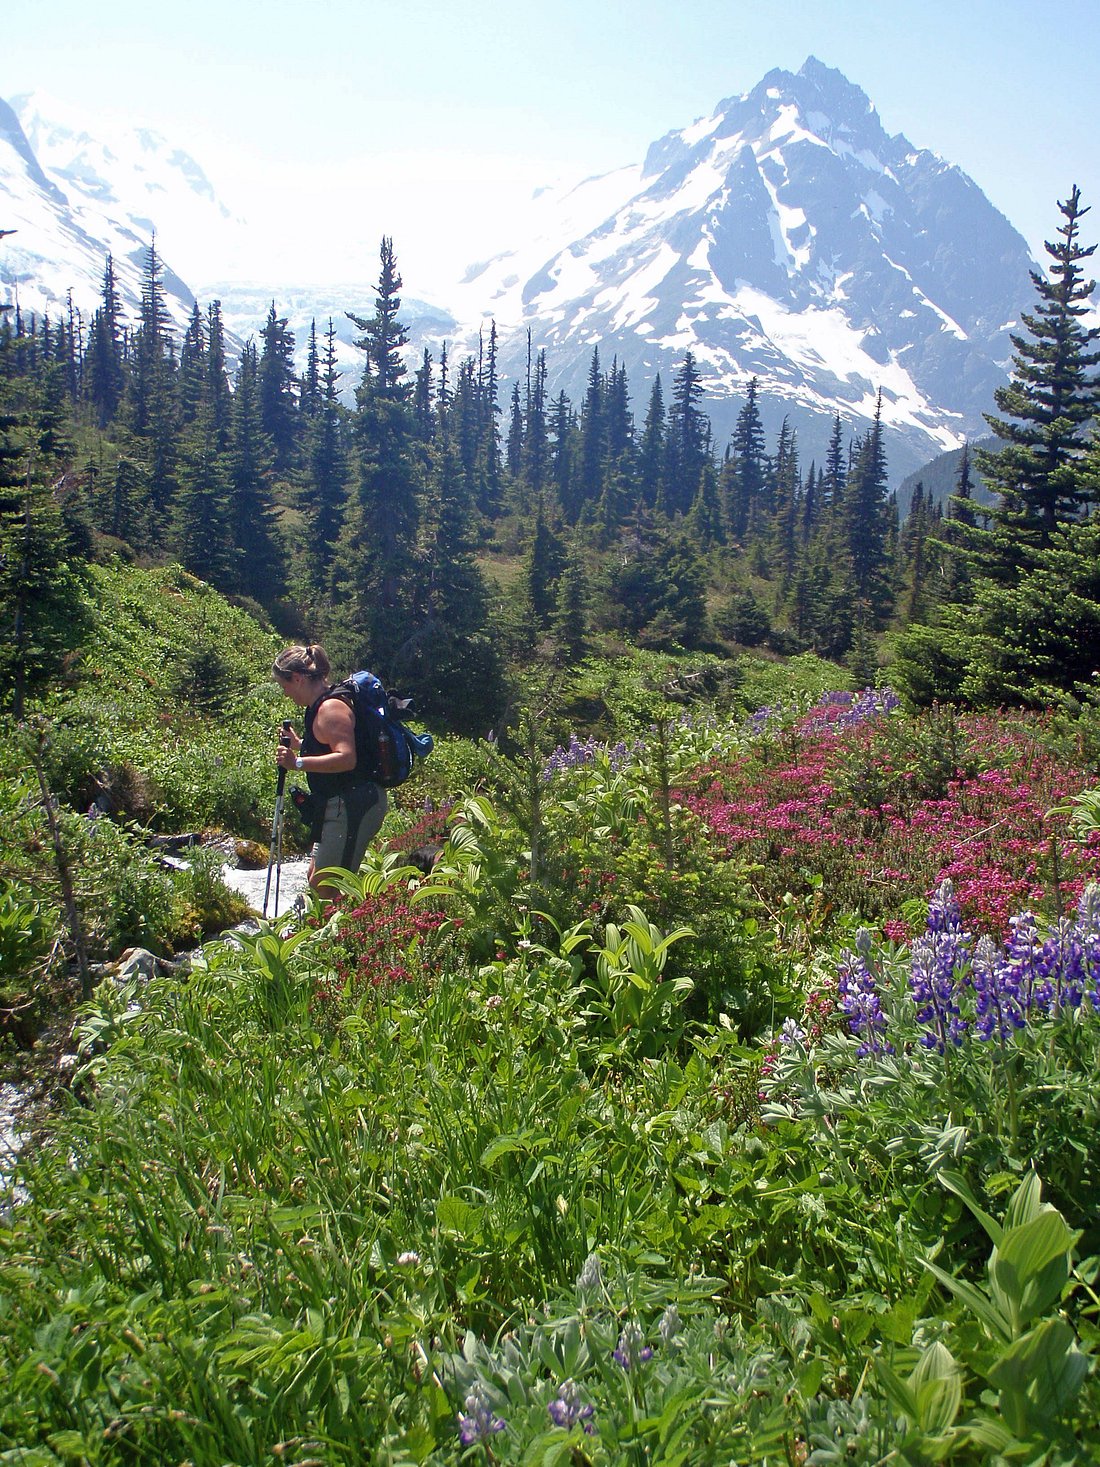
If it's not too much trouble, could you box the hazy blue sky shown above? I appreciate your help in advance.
[5,0,1099,296]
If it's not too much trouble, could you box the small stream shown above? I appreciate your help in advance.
[220,856,312,919]
[0,1083,24,1207]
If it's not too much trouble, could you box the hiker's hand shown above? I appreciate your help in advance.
[275,732,301,769]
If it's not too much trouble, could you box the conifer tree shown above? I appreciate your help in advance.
[687,457,725,549]
[475,323,502,517]
[304,320,349,574]
[523,492,566,635]
[727,377,766,538]
[521,350,549,501]
[663,352,708,517]
[172,400,237,587]
[125,237,178,541]
[0,360,89,713]
[206,300,232,452]
[901,480,930,623]
[178,302,206,427]
[505,382,524,481]
[968,186,1100,578]
[553,537,589,662]
[301,319,322,420]
[637,375,665,510]
[82,255,125,428]
[769,417,801,592]
[337,238,422,671]
[96,439,147,546]
[840,393,891,620]
[574,347,605,522]
[603,358,634,479]
[413,348,434,441]
[550,390,574,514]
[259,302,299,475]
[227,341,282,602]
[403,411,503,729]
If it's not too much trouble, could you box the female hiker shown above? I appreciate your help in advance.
[272,643,387,900]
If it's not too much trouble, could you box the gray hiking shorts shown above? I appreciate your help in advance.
[312,782,388,878]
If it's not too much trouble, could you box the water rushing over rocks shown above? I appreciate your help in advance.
[220,857,311,919]
[0,1083,25,1204]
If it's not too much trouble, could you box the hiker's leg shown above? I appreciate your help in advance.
[340,784,387,870]
[309,787,388,901]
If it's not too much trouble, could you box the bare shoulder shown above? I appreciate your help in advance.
[315,691,355,742]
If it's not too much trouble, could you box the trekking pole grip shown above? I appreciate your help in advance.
[276,720,292,795]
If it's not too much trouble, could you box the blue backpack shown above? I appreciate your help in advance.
[337,670,434,788]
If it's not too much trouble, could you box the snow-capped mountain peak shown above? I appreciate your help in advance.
[447,56,1035,474]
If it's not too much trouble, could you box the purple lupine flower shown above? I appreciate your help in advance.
[613,1322,654,1370]
[837,928,894,1056]
[1041,917,1086,1012]
[972,935,1027,1042]
[1076,886,1100,1010]
[908,881,970,1050]
[1001,911,1048,1016]
[799,686,901,733]
[543,732,638,779]
[779,1017,806,1046]
[457,1383,506,1445]
[748,704,780,736]
[543,732,597,778]
[548,1378,596,1434]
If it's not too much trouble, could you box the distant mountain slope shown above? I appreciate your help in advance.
[0,92,230,330]
[896,435,998,519]
[444,57,1037,478]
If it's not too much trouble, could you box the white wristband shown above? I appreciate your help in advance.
[294,755,305,770]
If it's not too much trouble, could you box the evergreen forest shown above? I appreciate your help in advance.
[1,190,1100,1463]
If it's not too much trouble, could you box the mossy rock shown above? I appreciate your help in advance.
[233,839,270,869]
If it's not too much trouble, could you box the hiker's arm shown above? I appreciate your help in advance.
[301,698,357,774]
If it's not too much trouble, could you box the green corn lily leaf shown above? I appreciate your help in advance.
[922,1256,1013,1344]
[989,1209,1079,1332]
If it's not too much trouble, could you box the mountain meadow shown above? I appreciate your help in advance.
[2,182,1100,1464]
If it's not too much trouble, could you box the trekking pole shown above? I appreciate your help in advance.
[263,721,293,919]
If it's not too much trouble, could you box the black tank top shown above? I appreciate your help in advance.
[303,685,361,797]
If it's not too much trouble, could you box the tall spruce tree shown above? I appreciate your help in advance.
[727,377,766,538]
[894,191,1100,708]
[206,300,232,452]
[82,255,125,428]
[336,238,422,673]
[969,186,1100,578]
[574,347,605,522]
[125,237,178,541]
[304,319,349,577]
[663,352,708,517]
[475,322,502,518]
[637,375,665,510]
[841,393,891,620]
[172,400,237,587]
[258,302,299,475]
[404,421,504,730]
[227,341,282,602]
[0,353,89,712]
